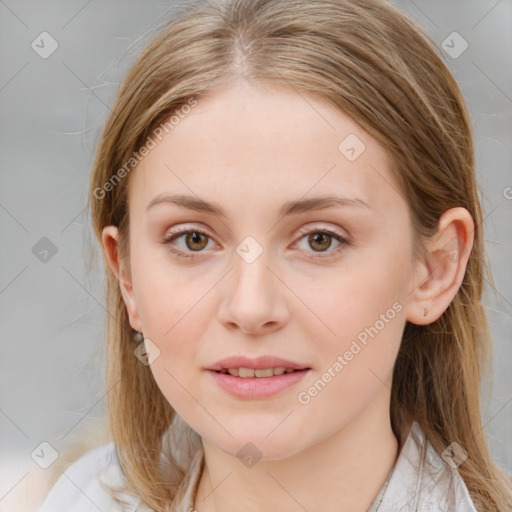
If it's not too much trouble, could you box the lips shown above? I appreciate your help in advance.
[205,355,311,372]
[207,366,311,399]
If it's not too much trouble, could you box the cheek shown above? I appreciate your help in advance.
[137,282,209,361]
[292,244,409,387]
[129,253,215,394]
[138,286,212,417]
[293,286,404,438]
[131,242,208,337]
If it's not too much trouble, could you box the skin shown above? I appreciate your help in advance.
[102,79,474,512]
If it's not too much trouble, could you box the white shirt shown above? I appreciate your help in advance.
[38,421,478,511]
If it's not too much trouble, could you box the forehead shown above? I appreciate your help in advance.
[128,81,403,216]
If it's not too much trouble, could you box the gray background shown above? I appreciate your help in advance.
[0,1,511,510]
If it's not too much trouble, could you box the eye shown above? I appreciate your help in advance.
[162,225,350,260]
[162,228,215,258]
[294,227,349,258]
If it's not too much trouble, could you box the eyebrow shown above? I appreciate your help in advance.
[145,193,371,218]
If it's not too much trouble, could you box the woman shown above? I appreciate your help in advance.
[39,0,512,510]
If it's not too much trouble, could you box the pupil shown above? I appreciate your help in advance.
[187,232,207,251]
[309,233,331,251]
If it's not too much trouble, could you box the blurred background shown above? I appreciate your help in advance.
[0,1,511,510]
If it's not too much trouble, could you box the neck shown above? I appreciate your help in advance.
[194,387,399,512]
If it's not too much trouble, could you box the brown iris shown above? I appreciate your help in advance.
[185,232,209,251]
[308,232,332,252]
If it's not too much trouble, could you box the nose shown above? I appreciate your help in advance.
[217,249,290,336]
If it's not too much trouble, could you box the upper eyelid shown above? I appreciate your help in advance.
[163,224,348,253]
[164,223,347,241]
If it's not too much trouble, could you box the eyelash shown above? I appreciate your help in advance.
[162,226,350,260]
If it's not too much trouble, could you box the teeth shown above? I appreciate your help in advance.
[219,367,298,378]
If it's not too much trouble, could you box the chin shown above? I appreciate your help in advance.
[206,428,308,464]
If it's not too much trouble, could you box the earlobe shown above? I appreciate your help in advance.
[405,207,474,325]
[101,225,143,332]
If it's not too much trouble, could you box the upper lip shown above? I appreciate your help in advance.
[206,355,311,371]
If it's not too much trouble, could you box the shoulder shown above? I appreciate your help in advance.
[380,422,479,511]
[37,442,141,512]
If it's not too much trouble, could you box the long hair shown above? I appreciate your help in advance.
[87,0,512,510]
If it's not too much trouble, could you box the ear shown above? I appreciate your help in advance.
[101,225,143,332]
[405,207,474,325]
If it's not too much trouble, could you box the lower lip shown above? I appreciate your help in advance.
[206,369,310,399]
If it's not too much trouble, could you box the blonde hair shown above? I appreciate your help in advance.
[87,0,512,510]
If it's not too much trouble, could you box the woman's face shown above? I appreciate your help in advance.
[118,80,422,459]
